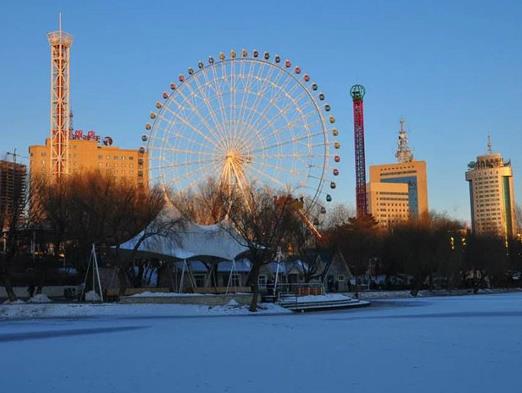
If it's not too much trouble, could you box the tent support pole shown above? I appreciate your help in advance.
[179,260,186,293]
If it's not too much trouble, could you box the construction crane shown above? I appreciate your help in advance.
[350,84,368,218]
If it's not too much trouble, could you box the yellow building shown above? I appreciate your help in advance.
[369,160,429,220]
[366,121,428,228]
[465,143,516,237]
[367,182,410,229]
[29,137,148,188]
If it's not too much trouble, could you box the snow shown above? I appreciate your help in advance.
[129,291,207,297]
[119,218,248,261]
[0,292,521,392]
[2,299,25,305]
[84,290,101,302]
[27,294,52,303]
[358,288,522,299]
[281,293,353,303]
[0,301,290,320]
[225,299,239,306]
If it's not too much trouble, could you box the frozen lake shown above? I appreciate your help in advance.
[1,293,521,393]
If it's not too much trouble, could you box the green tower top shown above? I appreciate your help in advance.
[350,84,365,100]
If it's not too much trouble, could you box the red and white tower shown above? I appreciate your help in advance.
[350,84,368,218]
[47,14,73,180]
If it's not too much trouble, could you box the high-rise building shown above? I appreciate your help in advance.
[367,181,410,229]
[369,160,428,219]
[367,121,428,228]
[29,135,148,188]
[465,138,516,237]
[0,160,27,229]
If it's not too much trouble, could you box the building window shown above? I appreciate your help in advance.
[258,274,267,288]
[230,274,241,287]
[194,274,206,288]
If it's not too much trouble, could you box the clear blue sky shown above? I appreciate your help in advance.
[1,0,521,223]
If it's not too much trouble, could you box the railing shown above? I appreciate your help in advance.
[262,282,325,302]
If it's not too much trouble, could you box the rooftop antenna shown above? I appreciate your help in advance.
[487,134,493,154]
[395,118,414,163]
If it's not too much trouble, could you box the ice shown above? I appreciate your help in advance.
[0,293,521,393]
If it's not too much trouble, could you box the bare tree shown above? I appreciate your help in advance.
[35,172,177,293]
[380,213,464,292]
[286,205,332,284]
[464,233,509,290]
[0,168,29,301]
[113,206,185,296]
[515,205,522,236]
[190,183,299,311]
[323,203,354,230]
[171,178,229,225]
[0,196,28,301]
[328,215,381,291]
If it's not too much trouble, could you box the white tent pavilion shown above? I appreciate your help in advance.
[118,221,250,292]
[119,221,248,262]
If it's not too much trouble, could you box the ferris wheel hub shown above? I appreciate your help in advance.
[221,148,250,189]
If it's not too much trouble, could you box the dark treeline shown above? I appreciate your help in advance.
[0,171,179,301]
[327,213,522,293]
[1,172,521,307]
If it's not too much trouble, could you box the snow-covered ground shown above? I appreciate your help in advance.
[280,292,354,303]
[129,291,209,297]
[1,293,521,393]
[0,300,289,320]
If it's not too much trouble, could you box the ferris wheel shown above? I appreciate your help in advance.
[141,49,341,218]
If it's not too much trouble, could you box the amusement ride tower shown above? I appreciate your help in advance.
[350,84,368,217]
[47,15,73,180]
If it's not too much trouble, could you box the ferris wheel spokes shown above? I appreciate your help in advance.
[142,49,341,224]
[182,69,230,148]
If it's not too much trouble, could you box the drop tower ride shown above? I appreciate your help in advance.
[350,84,368,217]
